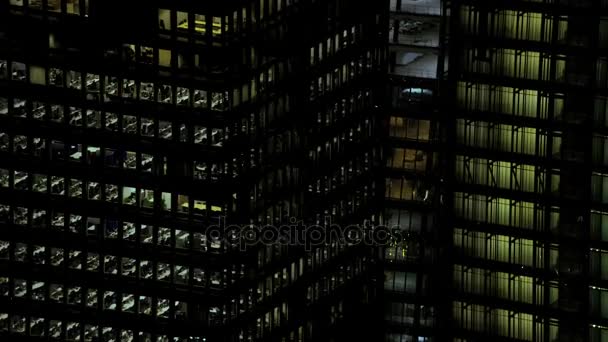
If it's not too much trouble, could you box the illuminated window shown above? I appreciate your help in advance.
[592,173,608,204]
[591,211,608,242]
[387,148,427,171]
[48,0,60,12]
[66,0,80,15]
[389,117,430,141]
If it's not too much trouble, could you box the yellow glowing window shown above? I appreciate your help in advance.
[66,0,79,15]
[178,19,223,36]
[181,200,222,212]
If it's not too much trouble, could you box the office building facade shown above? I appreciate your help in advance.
[447,0,608,340]
[382,0,445,341]
[4,0,607,341]
[383,0,608,341]
[0,0,386,341]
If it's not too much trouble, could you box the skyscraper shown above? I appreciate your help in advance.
[382,0,445,341]
[0,0,386,341]
[3,1,608,341]
[447,1,608,341]
[384,0,608,341]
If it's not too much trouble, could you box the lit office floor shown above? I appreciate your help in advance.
[390,0,441,15]
[389,116,431,141]
[10,0,79,12]
[386,178,418,201]
[392,17,440,47]
[387,148,428,171]
[393,49,438,79]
